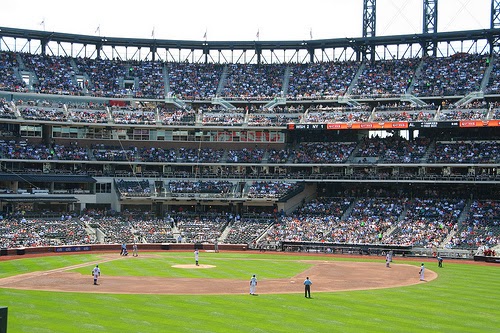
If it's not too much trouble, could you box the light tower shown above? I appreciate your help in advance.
[422,0,438,56]
[362,0,376,62]
[491,0,500,54]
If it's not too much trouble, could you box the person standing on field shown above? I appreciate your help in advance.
[249,274,258,295]
[194,249,199,266]
[92,264,101,285]
[419,263,425,281]
[304,276,312,298]
[133,243,138,257]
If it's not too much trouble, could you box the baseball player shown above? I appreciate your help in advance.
[249,274,258,295]
[385,252,391,268]
[419,263,425,281]
[92,264,101,285]
[194,249,199,266]
[304,276,312,298]
[133,243,138,257]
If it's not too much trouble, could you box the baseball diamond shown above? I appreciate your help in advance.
[0,253,437,294]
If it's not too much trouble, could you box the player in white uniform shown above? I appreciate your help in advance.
[386,253,391,268]
[419,263,425,281]
[249,275,257,295]
[133,243,138,257]
[194,249,199,266]
[92,264,101,285]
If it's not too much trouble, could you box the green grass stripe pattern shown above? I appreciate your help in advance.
[0,252,498,332]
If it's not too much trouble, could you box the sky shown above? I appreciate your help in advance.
[0,0,492,41]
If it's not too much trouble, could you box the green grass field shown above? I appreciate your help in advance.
[0,252,498,332]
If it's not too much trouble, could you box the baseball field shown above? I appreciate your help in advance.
[0,251,498,332]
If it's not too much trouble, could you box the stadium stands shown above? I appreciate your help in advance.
[0,48,498,255]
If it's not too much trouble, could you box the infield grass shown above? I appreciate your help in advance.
[0,251,498,332]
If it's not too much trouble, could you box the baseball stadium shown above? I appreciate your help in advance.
[0,1,499,332]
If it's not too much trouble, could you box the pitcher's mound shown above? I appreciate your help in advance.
[172,264,216,269]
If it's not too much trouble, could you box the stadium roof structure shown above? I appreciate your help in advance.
[1,26,499,62]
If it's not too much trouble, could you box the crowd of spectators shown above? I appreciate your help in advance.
[291,142,357,163]
[486,57,500,94]
[130,218,174,243]
[201,108,245,126]
[351,58,419,97]
[0,216,91,248]
[226,148,265,163]
[247,113,299,126]
[177,147,225,163]
[378,137,431,163]
[1,138,499,166]
[354,136,430,163]
[1,194,498,250]
[263,197,405,244]
[4,97,496,128]
[305,105,372,123]
[446,200,500,249]
[176,214,229,243]
[19,106,67,122]
[127,61,165,99]
[287,61,359,99]
[224,218,273,244]
[92,144,137,161]
[1,51,493,100]
[336,197,406,243]
[0,141,52,160]
[246,181,299,199]
[85,216,135,244]
[372,103,436,122]
[0,98,16,119]
[412,53,487,97]
[111,108,156,125]
[0,51,27,92]
[221,63,284,99]
[68,108,109,123]
[115,179,152,197]
[51,143,89,160]
[263,197,352,242]
[139,147,177,162]
[429,141,500,163]
[158,106,196,125]
[167,180,234,196]
[384,198,465,248]
[20,53,81,95]
[74,57,128,97]
[167,62,223,100]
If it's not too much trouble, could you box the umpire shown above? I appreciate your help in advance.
[304,277,312,298]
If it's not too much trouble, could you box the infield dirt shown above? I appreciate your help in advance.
[0,253,436,295]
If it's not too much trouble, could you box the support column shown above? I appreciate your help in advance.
[362,0,376,62]
[491,0,500,54]
[423,0,438,56]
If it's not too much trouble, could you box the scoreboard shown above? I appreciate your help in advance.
[287,120,500,130]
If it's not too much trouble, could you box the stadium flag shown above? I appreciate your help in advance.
[203,29,207,40]
[310,28,313,39]
[39,19,45,31]
[151,27,155,38]
[95,25,101,35]
[256,29,260,39]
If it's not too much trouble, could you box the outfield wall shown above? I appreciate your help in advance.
[0,243,248,257]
